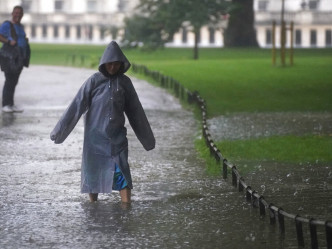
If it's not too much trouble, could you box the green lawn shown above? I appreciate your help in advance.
[31,44,332,117]
[29,44,332,169]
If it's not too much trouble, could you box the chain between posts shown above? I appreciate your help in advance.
[131,63,332,249]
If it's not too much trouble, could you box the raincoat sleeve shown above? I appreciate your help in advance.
[124,77,155,151]
[50,77,92,144]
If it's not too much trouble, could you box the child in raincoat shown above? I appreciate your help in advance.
[50,41,155,203]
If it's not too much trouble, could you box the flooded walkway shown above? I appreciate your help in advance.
[0,66,331,248]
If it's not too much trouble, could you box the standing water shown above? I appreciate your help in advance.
[0,66,331,248]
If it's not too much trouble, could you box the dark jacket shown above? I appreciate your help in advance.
[50,41,155,192]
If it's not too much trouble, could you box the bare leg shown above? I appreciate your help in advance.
[119,187,131,203]
[89,193,98,202]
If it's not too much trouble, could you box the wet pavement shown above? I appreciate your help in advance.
[0,66,331,248]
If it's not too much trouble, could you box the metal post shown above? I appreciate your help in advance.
[278,208,285,233]
[238,177,244,192]
[309,219,319,249]
[232,166,237,187]
[222,159,227,179]
[259,197,266,216]
[246,186,251,201]
[269,204,276,225]
[295,216,305,247]
[326,221,332,249]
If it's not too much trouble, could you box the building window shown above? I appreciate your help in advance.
[209,28,215,44]
[65,25,70,38]
[76,25,81,39]
[31,24,36,38]
[308,0,318,10]
[53,25,59,38]
[310,30,317,46]
[87,0,97,12]
[100,26,106,40]
[197,30,201,44]
[87,25,93,40]
[182,27,187,43]
[326,30,332,47]
[42,24,47,38]
[258,1,268,11]
[266,29,272,45]
[21,0,32,12]
[295,29,302,46]
[118,0,128,12]
[55,0,64,12]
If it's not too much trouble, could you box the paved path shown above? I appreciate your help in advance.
[0,66,330,249]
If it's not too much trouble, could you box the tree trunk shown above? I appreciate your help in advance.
[193,28,199,60]
[224,0,259,47]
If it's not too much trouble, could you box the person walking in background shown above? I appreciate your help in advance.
[0,5,30,113]
[50,41,155,204]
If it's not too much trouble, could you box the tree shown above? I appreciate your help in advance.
[123,15,165,49]
[124,0,228,59]
[224,0,258,47]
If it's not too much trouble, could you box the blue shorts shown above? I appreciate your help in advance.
[112,164,128,191]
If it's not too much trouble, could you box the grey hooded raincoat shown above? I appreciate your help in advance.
[50,41,155,193]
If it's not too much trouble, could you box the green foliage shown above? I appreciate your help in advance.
[195,137,223,175]
[127,0,229,58]
[123,15,165,49]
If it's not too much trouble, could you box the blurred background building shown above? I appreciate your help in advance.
[0,0,331,48]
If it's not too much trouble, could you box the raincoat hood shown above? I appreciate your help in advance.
[98,41,131,77]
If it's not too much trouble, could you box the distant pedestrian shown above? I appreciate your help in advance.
[0,5,30,113]
[50,41,155,204]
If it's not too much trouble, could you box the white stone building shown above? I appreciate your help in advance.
[0,0,331,48]
[255,0,332,48]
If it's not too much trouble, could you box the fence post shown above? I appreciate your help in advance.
[278,208,285,233]
[326,221,332,249]
[269,204,276,225]
[295,215,305,248]
[246,186,252,201]
[309,219,318,249]
[252,191,258,208]
[259,196,266,216]
[223,159,227,179]
[232,166,237,187]
[238,177,244,192]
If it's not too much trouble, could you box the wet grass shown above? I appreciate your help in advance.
[217,135,332,164]
[29,44,332,173]
[31,44,332,118]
